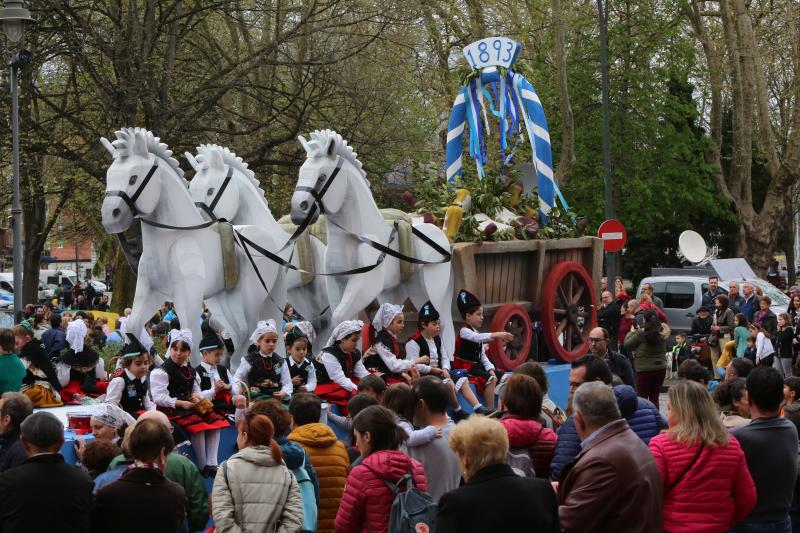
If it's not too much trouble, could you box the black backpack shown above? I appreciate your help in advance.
[382,472,437,533]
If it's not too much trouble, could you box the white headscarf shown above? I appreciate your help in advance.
[325,320,364,348]
[168,328,193,349]
[92,403,136,429]
[372,303,404,332]
[66,319,88,353]
[249,319,278,345]
[288,321,316,347]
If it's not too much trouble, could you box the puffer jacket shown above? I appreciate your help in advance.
[211,446,304,533]
[277,435,320,503]
[288,422,350,533]
[648,433,756,532]
[550,385,667,480]
[499,415,557,478]
[624,324,669,372]
[335,449,427,533]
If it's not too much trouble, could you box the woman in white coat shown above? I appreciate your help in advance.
[212,413,303,532]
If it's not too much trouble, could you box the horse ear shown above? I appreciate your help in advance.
[208,149,224,170]
[298,135,311,155]
[132,131,149,158]
[100,137,115,157]
[185,152,200,172]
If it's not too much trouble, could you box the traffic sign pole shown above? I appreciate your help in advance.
[598,219,627,292]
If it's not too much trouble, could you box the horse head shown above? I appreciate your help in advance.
[291,130,357,225]
[100,128,165,234]
[187,145,241,222]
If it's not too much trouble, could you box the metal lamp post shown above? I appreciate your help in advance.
[0,0,33,323]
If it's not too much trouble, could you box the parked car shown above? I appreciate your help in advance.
[637,273,789,333]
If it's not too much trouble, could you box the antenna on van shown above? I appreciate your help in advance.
[677,230,715,265]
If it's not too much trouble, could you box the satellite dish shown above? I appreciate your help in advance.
[678,230,708,264]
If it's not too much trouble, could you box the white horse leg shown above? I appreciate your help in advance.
[171,284,204,366]
[415,225,456,355]
[127,274,165,349]
[169,237,208,366]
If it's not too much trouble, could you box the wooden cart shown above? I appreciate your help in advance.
[450,236,604,367]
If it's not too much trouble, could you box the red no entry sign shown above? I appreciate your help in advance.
[598,219,627,253]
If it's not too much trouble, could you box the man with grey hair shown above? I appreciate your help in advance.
[557,382,663,533]
[741,281,760,322]
[728,280,745,314]
[0,412,93,532]
[0,391,33,472]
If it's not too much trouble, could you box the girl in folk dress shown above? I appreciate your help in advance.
[14,322,62,407]
[365,303,421,384]
[150,329,229,477]
[315,320,370,409]
[285,324,317,394]
[233,320,293,402]
[57,319,107,403]
[104,333,155,417]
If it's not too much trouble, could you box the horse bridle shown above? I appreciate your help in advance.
[194,166,234,221]
[104,160,159,217]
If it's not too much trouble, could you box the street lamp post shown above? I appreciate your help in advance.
[0,1,33,323]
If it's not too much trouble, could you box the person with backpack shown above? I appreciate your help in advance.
[335,405,430,533]
[211,413,303,533]
[437,415,559,533]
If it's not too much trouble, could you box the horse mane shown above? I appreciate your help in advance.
[307,129,369,188]
[110,127,186,184]
[194,144,270,210]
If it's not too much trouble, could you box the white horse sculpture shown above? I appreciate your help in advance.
[100,127,287,366]
[289,130,455,353]
[186,144,332,347]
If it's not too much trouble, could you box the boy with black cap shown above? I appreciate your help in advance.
[195,328,246,414]
[454,289,513,410]
[105,333,155,417]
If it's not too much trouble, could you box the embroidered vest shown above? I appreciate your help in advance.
[162,358,195,401]
[456,326,482,363]
[316,344,362,384]
[119,372,147,415]
[245,351,283,394]
[365,330,404,378]
[289,359,312,388]
[195,364,231,391]
[409,331,443,369]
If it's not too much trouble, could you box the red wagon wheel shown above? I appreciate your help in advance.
[540,261,597,362]
[489,304,532,370]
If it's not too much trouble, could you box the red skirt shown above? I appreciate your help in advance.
[60,379,109,404]
[159,406,230,434]
[315,381,356,406]
[452,358,489,394]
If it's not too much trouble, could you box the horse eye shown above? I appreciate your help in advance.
[207,188,215,196]
[128,175,138,185]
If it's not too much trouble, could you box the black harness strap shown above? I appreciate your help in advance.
[140,218,217,231]
[104,161,159,216]
[194,167,234,221]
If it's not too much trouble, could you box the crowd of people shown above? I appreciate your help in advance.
[1,279,800,532]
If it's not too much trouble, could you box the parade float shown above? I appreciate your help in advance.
[99,37,601,369]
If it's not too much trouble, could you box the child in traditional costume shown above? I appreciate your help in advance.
[14,322,63,407]
[285,322,317,394]
[405,301,492,418]
[365,303,423,384]
[233,320,292,401]
[315,320,370,408]
[454,289,514,410]
[57,319,107,403]
[196,329,246,413]
[150,329,229,477]
[105,333,155,417]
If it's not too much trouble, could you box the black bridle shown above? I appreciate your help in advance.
[194,166,234,221]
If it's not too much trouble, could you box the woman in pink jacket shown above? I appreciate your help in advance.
[335,405,428,533]
[649,380,756,533]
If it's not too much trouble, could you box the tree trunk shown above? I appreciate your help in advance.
[109,242,136,314]
[551,0,575,185]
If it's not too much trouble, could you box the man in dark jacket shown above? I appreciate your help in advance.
[0,411,93,532]
[588,327,634,388]
[597,292,621,349]
[740,282,760,323]
[41,314,66,358]
[0,392,33,472]
[728,281,745,314]
[690,306,714,341]
[702,275,725,308]
[558,382,663,532]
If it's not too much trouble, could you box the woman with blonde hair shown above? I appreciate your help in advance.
[436,416,558,533]
[648,380,756,532]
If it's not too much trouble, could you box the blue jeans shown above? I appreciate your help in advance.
[733,518,791,533]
